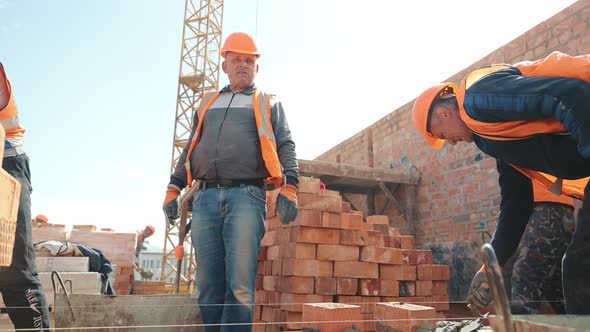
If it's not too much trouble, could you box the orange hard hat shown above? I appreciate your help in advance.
[221,32,260,59]
[146,225,155,234]
[411,82,458,149]
[35,214,48,223]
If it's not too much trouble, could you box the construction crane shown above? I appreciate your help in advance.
[161,0,224,285]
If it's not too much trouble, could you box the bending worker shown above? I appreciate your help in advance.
[474,179,577,314]
[411,51,590,314]
[162,32,299,331]
[0,63,50,330]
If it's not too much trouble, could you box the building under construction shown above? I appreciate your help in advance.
[1,0,590,331]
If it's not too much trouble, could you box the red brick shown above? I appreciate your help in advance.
[261,230,276,246]
[267,291,281,307]
[290,209,322,228]
[320,189,340,196]
[416,280,433,296]
[282,243,316,260]
[290,226,340,244]
[262,276,276,291]
[399,236,415,249]
[315,277,337,295]
[317,244,360,261]
[334,261,378,279]
[277,276,315,294]
[400,281,416,296]
[321,211,342,228]
[279,293,332,312]
[361,222,374,231]
[341,201,352,212]
[298,193,342,212]
[360,246,403,264]
[302,303,362,332]
[341,213,362,229]
[335,295,361,306]
[359,279,380,296]
[298,177,321,194]
[380,264,417,281]
[254,290,268,304]
[371,223,390,235]
[374,302,436,332]
[256,274,264,290]
[282,259,333,277]
[432,294,450,311]
[284,311,303,330]
[257,261,272,275]
[380,279,400,297]
[401,249,432,265]
[271,260,282,276]
[258,246,268,260]
[432,281,448,296]
[340,229,366,246]
[337,278,358,295]
[432,265,451,280]
[359,296,381,314]
[417,265,433,280]
[388,228,401,237]
[265,215,281,231]
[266,245,280,260]
[362,313,375,332]
[254,304,262,321]
[261,306,274,322]
[366,215,389,225]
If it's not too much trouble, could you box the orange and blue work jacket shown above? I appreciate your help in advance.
[455,52,590,264]
[0,63,25,156]
[169,85,298,191]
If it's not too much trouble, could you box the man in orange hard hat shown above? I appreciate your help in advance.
[411,51,590,314]
[162,32,298,331]
[0,63,50,330]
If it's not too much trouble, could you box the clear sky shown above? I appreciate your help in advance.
[0,0,577,244]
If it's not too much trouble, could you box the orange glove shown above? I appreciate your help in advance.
[163,187,180,225]
[276,184,298,224]
[174,245,185,260]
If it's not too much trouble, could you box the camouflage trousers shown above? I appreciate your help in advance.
[510,202,575,314]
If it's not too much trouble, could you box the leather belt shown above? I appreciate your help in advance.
[200,179,264,190]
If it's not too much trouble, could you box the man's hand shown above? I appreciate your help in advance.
[276,184,298,224]
[467,265,493,312]
[163,187,180,226]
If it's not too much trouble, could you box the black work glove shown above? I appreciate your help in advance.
[276,184,298,224]
[163,188,180,226]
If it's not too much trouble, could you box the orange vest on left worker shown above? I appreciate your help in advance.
[455,52,590,200]
[0,63,25,138]
[183,89,284,188]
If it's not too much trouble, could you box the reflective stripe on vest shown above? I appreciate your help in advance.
[455,63,589,200]
[184,89,283,188]
[0,64,25,138]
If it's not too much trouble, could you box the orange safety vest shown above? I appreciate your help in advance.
[0,63,25,139]
[184,89,284,188]
[455,52,590,200]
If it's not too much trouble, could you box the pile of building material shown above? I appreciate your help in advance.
[254,177,450,332]
[31,224,137,295]
[133,280,168,295]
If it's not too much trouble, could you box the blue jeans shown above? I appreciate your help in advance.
[191,184,266,332]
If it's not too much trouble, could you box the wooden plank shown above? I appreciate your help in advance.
[298,159,419,187]
[36,257,89,273]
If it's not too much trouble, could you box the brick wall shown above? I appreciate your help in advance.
[315,0,590,300]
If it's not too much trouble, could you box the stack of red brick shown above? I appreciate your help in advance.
[254,177,450,331]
